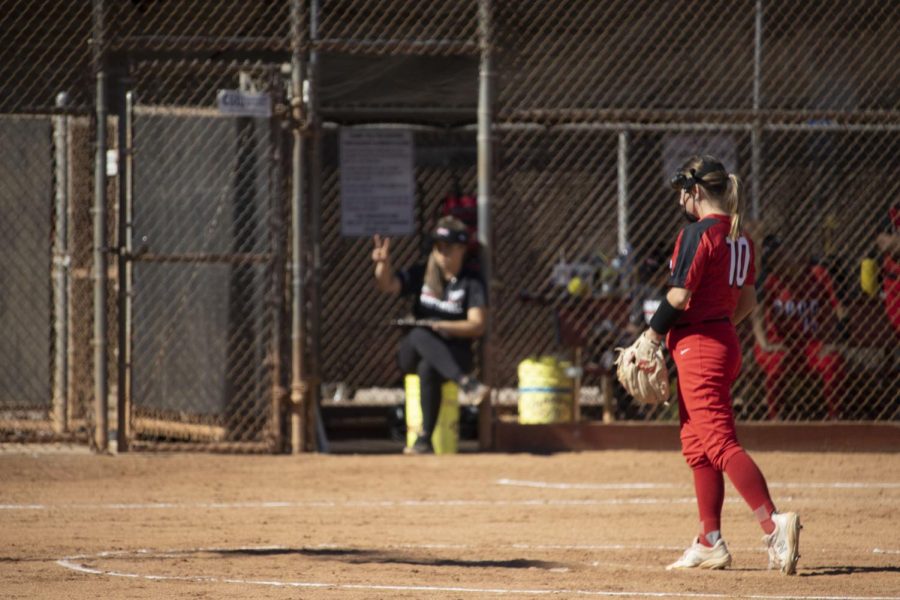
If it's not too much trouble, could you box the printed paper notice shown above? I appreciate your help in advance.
[340,129,415,237]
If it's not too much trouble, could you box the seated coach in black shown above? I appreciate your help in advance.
[371,216,487,454]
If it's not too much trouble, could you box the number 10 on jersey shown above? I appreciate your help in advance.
[727,237,751,287]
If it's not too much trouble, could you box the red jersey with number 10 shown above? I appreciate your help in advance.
[668,214,755,325]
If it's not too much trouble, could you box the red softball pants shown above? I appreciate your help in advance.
[667,320,744,471]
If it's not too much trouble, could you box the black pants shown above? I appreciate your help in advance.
[397,327,473,441]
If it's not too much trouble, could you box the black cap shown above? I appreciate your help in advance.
[432,225,468,245]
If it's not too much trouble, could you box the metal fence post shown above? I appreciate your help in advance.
[477,0,494,321]
[617,131,629,256]
[751,0,763,220]
[290,0,309,453]
[477,0,495,448]
[52,92,70,434]
[92,0,109,452]
[116,87,134,452]
[308,0,326,452]
[269,70,287,454]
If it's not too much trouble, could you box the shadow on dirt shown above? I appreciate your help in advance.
[207,547,571,571]
[799,565,900,577]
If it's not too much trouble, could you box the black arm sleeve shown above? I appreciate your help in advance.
[649,297,683,336]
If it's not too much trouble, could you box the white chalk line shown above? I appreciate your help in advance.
[0,497,755,511]
[55,546,900,600]
[497,480,681,490]
[769,482,900,490]
[3,480,892,512]
[496,479,900,491]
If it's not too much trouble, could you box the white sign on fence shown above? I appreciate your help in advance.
[340,129,415,237]
[216,89,272,118]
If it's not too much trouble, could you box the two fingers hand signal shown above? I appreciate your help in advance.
[372,234,391,263]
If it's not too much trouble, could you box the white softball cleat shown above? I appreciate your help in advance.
[666,537,732,571]
[763,511,801,575]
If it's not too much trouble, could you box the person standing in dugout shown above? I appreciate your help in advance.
[876,202,900,339]
[751,235,847,420]
[639,155,801,574]
[372,216,487,455]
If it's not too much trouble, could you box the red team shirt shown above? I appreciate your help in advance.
[668,214,755,323]
[884,204,900,334]
[760,266,840,345]
[885,205,900,279]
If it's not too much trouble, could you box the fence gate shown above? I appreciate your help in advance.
[0,116,61,440]
[121,61,287,451]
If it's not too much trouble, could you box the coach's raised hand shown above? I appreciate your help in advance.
[372,235,401,294]
[372,234,391,264]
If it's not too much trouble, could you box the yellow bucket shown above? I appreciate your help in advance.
[405,374,459,454]
[517,356,574,424]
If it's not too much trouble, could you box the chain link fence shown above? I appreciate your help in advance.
[0,115,56,437]
[0,1,897,452]
[488,0,898,423]
[319,130,478,390]
[0,0,94,442]
[0,1,293,449]
[111,2,292,448]
[124,69,286,450]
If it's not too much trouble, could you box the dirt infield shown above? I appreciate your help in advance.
[1,448,898,599]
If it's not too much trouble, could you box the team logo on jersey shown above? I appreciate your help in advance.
[772,299,821,333]
[419,287,465,315]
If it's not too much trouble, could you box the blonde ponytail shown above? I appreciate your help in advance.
[424,215,468,297]
[424,252,444,298]
[725,173,744,240]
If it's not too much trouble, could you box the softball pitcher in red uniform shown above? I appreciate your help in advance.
[644,156,801,574]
